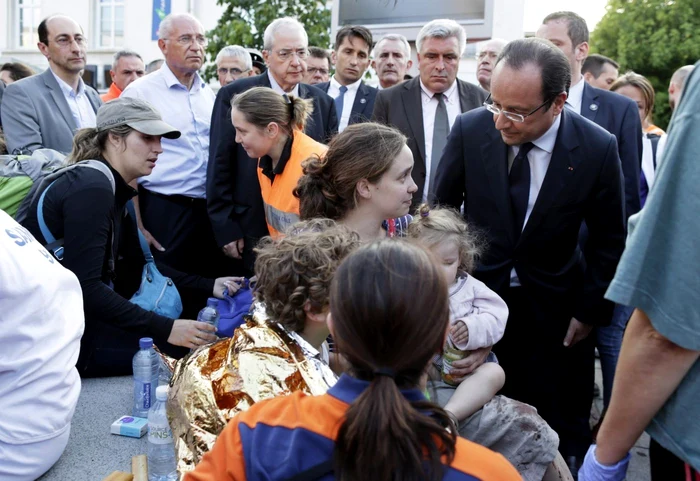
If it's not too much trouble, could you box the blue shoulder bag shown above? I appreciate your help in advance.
[37,168,182,319]
[125,201,183,319]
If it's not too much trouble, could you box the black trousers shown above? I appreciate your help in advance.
[138,187,244,317]
[496,286,595,458]
[77,321,188,378]
[650,438,699,481]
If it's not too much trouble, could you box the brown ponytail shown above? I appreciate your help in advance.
[232,86,313,136]
[294,122,407,220]
[330,240,456,481]
[66,125,133,164]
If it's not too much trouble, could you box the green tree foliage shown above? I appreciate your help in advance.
[590,0,700,130]
[204,0,331,81]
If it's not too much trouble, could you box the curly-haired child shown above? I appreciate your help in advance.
[408,204,508,423]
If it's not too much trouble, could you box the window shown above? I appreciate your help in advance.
[98,0,125,48]
[15,0,41,48]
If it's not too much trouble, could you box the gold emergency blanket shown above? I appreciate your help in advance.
[166,308,336,475]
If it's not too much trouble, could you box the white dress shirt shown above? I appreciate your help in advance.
[327,76,362,132]
[121,63,215,198]
[50,68,96,129]
[420,79,461,200]
[565,77,585,114]
[509,113,562,286]
[267,70,300,97]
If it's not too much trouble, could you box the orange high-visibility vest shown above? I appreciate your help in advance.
[100,82,122,102]
[257,130,327,238]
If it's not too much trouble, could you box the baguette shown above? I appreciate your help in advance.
[131,454,148,481]
[102,472,134,481]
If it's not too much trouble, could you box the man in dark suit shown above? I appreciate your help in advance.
[434,38,626,471]
[315,26,376,132]
[207,17,337,272]
[537,11,642,221]
[1,15,101,154]
[372,19,488,206]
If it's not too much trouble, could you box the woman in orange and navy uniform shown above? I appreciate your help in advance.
[185,240,522,481]
[230,86,327,238]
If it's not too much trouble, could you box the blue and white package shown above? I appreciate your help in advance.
[111,415,148,438]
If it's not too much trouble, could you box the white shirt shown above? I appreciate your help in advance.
[565,77,586,114]
[420,79,461,200]
[122,63,215,198]
[267,70,300,97]
[50,68,96,129]
[327,76,362,132]
[509,114,562,286]
[642,133,666,191]
[0,210,84,444]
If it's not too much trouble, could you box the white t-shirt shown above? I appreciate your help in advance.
[0,210,84,444]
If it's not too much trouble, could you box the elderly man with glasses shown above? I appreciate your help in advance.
[0,15,102,154]
[215,45,254,87]
[207,17,337,274]
[434,38,626,472]
[120,13,235,318]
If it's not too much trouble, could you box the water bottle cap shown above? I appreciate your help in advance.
[139,337,154,349]
[156,385,169,401]
[206,298,218,307]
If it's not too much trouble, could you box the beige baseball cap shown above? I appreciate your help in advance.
[97,97,181,139]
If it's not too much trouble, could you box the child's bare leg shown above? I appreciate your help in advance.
[444,363,505,421]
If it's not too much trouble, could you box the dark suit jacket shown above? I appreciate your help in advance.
[372,77,488,205]
[316,80,377,125]
[434,108,626,326]
[207,73,337,269]
[581,82,643,219]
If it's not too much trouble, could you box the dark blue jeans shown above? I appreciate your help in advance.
[596,304,633,407]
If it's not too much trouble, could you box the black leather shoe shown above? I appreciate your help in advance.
[566,455,583,480]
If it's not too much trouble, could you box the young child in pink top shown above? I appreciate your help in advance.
[409,204,509,423]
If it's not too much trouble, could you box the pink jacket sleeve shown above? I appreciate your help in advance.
[452,277,509,351]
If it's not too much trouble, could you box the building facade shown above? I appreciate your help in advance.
[0,0,224,89]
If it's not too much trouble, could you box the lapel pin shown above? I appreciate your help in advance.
[360,98,366,104]
[568,166,574,171]
[589,103,598,111]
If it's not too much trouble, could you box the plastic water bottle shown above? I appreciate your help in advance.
[133,337,160,418]
[197,298,220,330]
[148,386,178,481]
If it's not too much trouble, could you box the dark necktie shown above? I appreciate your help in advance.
[429,93,449,196]
[509,142,535,234]
[334,85,348,118]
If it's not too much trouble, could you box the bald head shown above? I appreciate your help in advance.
[669,65,695,110]
[37,15,87,77]
[477,38,508,90]
[158,13,203,40]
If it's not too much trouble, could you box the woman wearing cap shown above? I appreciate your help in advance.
[229,86,326,242]
[22,97,238,377]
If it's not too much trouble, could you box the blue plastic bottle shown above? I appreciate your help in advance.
[132,337,160,418]
[197,298,220,331]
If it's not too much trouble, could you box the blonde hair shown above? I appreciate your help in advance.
[232,86,313,136]
[407,204,483,274]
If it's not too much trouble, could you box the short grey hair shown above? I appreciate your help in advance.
[112,50,143,70]
[215,45,253,70]
[416,19,467,56]
[671,65,695,90]
[158,13,203,40]
[372,33,411,59]
[263,17,308,51]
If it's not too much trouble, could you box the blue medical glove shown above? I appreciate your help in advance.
[579,445,631,481]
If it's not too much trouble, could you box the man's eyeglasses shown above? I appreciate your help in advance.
[218,67,249,76]
[165,35,208,47]
[274,49,309,61]
[54,36,88,48]
[307,67,329,75]
[483,93,552,123]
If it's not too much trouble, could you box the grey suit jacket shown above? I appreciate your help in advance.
[0,68,102,154]
[372,77,488,205]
